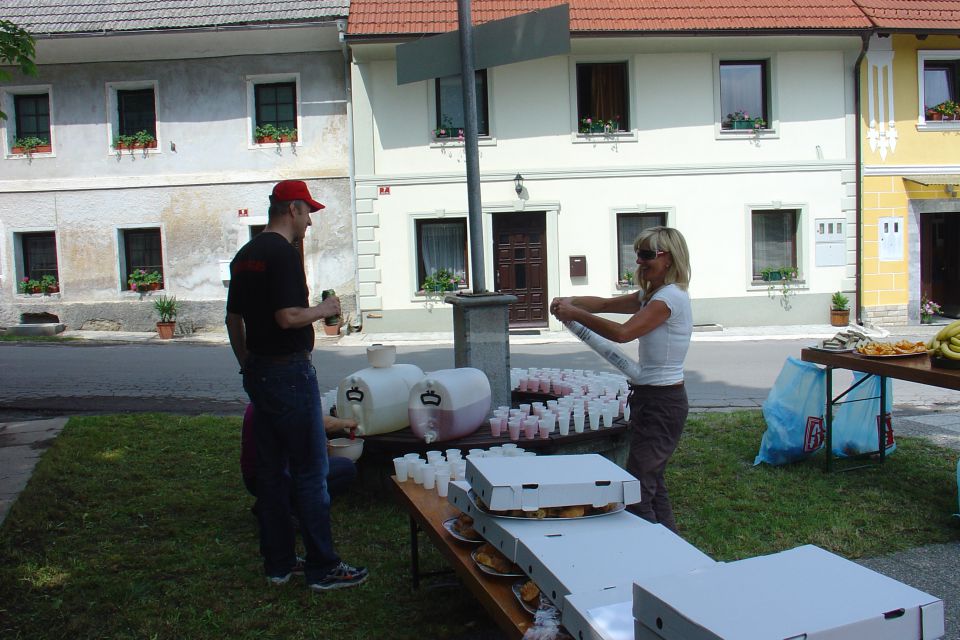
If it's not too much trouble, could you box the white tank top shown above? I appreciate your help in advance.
[633,284,692,386]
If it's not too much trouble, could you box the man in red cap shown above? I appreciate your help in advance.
[225,180,368,591]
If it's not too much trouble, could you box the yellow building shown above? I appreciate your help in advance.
[860,26,960,325]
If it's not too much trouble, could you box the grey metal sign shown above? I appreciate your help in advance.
[397,4,570,85]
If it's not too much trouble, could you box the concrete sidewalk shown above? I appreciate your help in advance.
[43,320,949,347]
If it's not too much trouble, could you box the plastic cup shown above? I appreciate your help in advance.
[558,416,570,437]
[602,410,615,429]
[446,448,461,461]
[573,412,585,433]
[501,442,518,450]
[392,457,409,482]
[508,419,522,441]
[504,447,522,457]
[519,403,531,415]
[426,450,443,463]
[538,424,550,439]
[489,417,503,437]
[589,411,601,430]
[422,465,436,490]
[455,461,467,480]
[404,453,421,462]
[538,378,551,393]
[468,448,485,458]
[487,446,503,457]
[523,417,539,439]
[436,471,450,497]
[522,451,537,457]
[411,461,425,484]
[518,377,529,392]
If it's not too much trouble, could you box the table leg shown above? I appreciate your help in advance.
[409,514,420,589]
[825,366,834,472]
[879,374,887,463]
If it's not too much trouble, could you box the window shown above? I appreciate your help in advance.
[720,61,769,129]
[121,228,164,290]
[919,52,960,119]
[576,62,629,131]
[19,232,58,282]
[14,94,50,144]
[415,219,468,291]
[616,212,666,279]
[255,82,297,133]
[751,209,798,279]
[117,88,156,138]
[435,71,488,137]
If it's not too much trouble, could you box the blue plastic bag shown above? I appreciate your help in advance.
[755,357,826,466]
[831,372,895,458]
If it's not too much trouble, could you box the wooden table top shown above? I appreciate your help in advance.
[391,477,531,640]
[800,348,960,392]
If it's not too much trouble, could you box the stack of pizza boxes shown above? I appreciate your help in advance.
[447,454,715,639]
[448,454,946,640]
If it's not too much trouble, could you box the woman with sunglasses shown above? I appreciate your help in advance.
[550,226,692,533]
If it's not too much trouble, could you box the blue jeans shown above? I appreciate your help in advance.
[243,357,339,581]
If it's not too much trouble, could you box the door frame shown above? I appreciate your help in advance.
[483,200,561,329]
[908,198,959,319]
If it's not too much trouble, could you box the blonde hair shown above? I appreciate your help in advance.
[632,226,691,292]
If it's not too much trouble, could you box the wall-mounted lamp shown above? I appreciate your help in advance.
[514,173,524,196]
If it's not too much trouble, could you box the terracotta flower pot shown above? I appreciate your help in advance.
[322,323,340,336]
[156,321,176,339]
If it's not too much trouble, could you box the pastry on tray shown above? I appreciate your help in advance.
[475,543,517,574]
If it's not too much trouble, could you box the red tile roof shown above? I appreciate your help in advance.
[346,1,874,37]
[854,0,960,29]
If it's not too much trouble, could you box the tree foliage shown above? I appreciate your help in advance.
[0,20,38,119]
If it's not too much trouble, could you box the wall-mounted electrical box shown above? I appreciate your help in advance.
[878,216,904,261]
[815,218,845,267]
[569,255,587,277]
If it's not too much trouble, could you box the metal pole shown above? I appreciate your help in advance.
[457,0,486,293]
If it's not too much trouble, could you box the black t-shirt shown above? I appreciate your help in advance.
[226,232,314,355]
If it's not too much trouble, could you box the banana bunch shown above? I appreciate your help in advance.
[926,318,960,360]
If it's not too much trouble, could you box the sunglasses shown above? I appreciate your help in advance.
[636,249,668,260]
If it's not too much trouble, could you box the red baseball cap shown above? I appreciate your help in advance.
[271,180,325,212]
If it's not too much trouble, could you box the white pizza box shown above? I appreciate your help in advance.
[465,454,641,512]
[447,480,648,562]
[563,583,635,640]
[632,545,945,640]
[515,522,715,613]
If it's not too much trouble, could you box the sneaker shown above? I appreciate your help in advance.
[266,557,305,585]
[308,562,369,591]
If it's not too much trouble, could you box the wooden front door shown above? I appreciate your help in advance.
[921,210,960,318]
[493,212,548,327]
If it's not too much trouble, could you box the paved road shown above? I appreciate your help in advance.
[2,339,959,419]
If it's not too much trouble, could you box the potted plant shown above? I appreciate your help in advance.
[761,266,798,310]
[153,295,178,339]
[11,136,51,156]
[421,268,460,294]
[618,271,635,288]
[432,116,456,139]
[255,124,297,145]
[114,130,157,152]
[920,294,941,324]
[128,269,162,292]
[17,277,41,294]
[40,274,59,294]
[830,291,849,327]
[321,288,341,336]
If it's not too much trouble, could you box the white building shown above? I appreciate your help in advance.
[345,2,867,332]
[1,1,356,332]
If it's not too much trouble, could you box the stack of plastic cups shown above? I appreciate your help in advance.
[558,409,570,436]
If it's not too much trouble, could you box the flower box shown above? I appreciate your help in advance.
[255,134,297,144]
[731,120,755,130]
[11,144,52,155]
[115,140,158,150]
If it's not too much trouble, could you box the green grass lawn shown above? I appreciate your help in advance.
[1,412,957,639]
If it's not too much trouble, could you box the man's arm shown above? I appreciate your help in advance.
[225,312,248,370]
[274,295,341,330]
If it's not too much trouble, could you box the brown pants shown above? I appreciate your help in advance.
[625,383,688,532]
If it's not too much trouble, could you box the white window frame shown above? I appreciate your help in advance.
[11,227,59,295]
[608,206,672,291]
[714,54,780,140]
[569,57,638,143]
[246,72,302,149]
[106,80,160,155]
[916,50,960,129]
[2,84,55,159]
[407,212,471,298]
[426,71,496,148]
[745,203,808,289]
[116,223,167,294]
